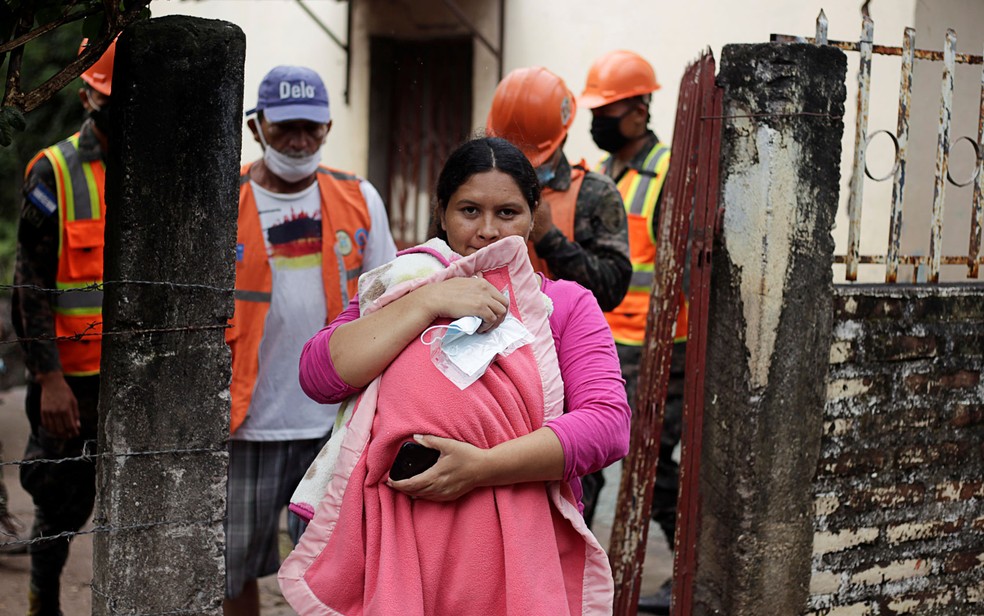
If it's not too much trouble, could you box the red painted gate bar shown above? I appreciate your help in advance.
[609,50,722,616]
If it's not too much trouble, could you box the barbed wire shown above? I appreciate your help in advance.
[701,111,844,121]
[1,445,227,469]
[0,279,235,295]
[0,515,224,549]
[1,322,231,345]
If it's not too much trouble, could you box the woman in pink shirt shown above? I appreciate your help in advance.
[289,137,630,614]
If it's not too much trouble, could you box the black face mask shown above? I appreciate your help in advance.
[88,104,112,137]
[590,113,631,153]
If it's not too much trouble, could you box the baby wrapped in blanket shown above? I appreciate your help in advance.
[280,236,617,615]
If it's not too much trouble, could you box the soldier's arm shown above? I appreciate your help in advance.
[533,173,631,312]
[16,158,83,438]
[14,157,63,376]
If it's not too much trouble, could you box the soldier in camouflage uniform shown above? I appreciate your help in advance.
[529,153,632,314]
[486,66,630,317]
[12,39,115,616]
[487,67,630,527]
[581,50,683,615]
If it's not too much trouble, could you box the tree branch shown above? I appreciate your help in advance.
[0,4,99,55]
[4,0,153,113]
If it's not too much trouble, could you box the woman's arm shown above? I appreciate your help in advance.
[329,277,509,389]
[544,281,632,481]
[387,428,565,502]
[387,279,631,501]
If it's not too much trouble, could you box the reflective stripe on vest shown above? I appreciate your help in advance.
[526,164,586,279]
[228,163,372,434]
[601,142,687,345]
[34,133,107,376]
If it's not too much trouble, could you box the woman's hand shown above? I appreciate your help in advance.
[329,274,510,388]
[386,434,489,502]
[417,276,509,333]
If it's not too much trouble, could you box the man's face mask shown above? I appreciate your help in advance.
[85,91,112,138]
[536,146,564,188]
[420,299,533,390]
[256,120,322,183]
[535,163,556,187]
[590,107,635,153]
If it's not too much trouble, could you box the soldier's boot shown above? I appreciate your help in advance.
[27,537,68,616]
[27,582,62,616]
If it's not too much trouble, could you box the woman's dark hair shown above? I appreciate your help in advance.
[431,137,540,240]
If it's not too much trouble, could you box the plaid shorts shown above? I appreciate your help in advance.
[225,436,328,598]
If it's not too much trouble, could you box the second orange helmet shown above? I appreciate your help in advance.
[579,50,659,110]
[79,37,117,97]
[486,66,576,168]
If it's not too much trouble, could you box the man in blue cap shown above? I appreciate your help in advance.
[224,65,396,614]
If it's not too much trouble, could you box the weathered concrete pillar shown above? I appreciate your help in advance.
[693,44,846,615]
[92,17,244,615]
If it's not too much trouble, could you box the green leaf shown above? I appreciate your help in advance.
[3,107,25,131]
[0,119,12,147]
[35,4,65,26]
[81,13,105,39]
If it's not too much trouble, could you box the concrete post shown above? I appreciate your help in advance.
[92,17,244,615]
[692,43,846,615]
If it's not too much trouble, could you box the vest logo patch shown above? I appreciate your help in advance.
[335,231,353,256]
[354,228,368,255]
[236,243,244,262]
[28,183,57,216]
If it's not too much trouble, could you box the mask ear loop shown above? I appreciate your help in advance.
[253,115,270,151]
[420,324,451,346]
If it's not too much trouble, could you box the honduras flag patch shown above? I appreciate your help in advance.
[27,183,58,216]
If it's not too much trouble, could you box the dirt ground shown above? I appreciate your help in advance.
[0,385,671,615]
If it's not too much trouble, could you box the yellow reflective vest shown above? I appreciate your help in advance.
[600,142,687,346]
[25,133,106,376]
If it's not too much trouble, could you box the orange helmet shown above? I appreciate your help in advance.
[79,37,117,97]
[579,50,659,110]
[486,67,576,168]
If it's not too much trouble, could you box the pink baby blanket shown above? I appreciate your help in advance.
[279,236,613,615]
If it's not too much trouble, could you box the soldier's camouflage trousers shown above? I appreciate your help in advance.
[20,376,99,616]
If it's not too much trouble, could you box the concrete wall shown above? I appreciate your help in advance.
[809,285,984,615]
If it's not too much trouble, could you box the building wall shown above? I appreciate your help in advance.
[809,285,984,614]
[154,1,982,267]
[153,1,917,175]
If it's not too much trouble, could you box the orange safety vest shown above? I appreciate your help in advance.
[601,142,688,346]
[227,163,372,433]
[526,163,586,279]
[26,133,106,376]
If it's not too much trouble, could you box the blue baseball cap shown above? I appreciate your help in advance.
[246,65,331,124]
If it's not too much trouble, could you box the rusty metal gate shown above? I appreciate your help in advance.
[607,50,722,616]
[775,10,984,284]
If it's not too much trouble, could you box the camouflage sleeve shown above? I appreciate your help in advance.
[532,171,631,312]
[13,156,62,376]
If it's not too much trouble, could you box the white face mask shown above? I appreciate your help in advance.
[420,293,533,390]
[257,122,322,183]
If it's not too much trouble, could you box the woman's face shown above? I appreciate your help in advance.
[439,170,533,256]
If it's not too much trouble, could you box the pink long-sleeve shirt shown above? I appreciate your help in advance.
[298,277,631,507]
